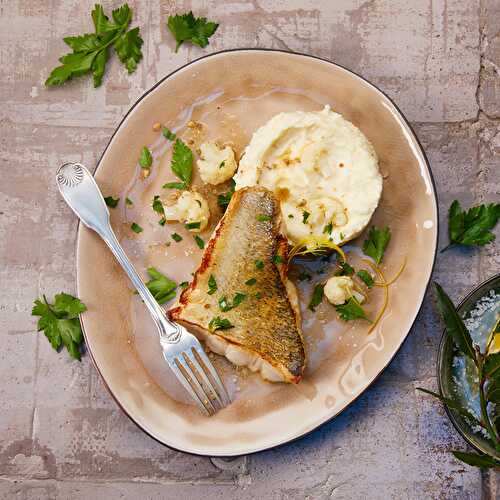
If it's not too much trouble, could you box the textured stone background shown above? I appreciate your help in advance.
[1,0,499,498]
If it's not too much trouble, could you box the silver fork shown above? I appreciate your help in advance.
[56,162,230,416]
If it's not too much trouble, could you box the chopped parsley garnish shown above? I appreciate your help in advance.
[218,293,246,312]
[179,281,189,289]
[158,217,166,226]
[45,4,143,88]
[185,221,201,230]
[335,261,354,277]
[335,297,370,322]
[357,270,374,288]
[145,267,177,304]
[254,259,264,270]
[32,293,87,360]
[272,254,284,264]
[208,316,233,332]
[167,11,219,52]
[171,232,183,242]
[104,196,120,208]
[194,235,205,249]
[139,146,153,169]
[308,284,324,311]
[152,195,164,215]
[302,211,310,224]
[162,127,176,141]
[339,232,345,241]
[298,271,312,281]
[219,161,225,169]
[131,222,143,233]
[323,222,333,235]
[363,226,391,264]
[125,197,133,206]
[208,274,217,295]
[245,278,257,286]
[217,179,235,210]
[255,292,263,299]
[257,214,272,222]
[288,214,294,219]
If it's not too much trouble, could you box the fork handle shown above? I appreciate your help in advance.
[55,162,179,341]
[99,227,179,340]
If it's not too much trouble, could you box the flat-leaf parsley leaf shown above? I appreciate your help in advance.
[32,293,87,360]
[362,226,391,264]
[335,297,370,322]
[167,11,219,52]
[45,3,143,88]
[443,200,500,251]
[308,284,324,312]
[139,146,153,169]
[170,139,193,188]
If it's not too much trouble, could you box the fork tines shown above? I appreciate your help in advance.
[167,346,231,416]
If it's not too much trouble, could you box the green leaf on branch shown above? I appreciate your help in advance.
[434,282,476,360]
[452,451,500,468]
[416,387,482,427]
[485,352,500,379]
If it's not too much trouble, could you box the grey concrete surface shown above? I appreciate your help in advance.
[1,1,499,499]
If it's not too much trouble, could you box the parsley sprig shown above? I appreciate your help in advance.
[167,11,219,52]
[442,200,500,252]
[32,293,87,360]
[46,4,143,87]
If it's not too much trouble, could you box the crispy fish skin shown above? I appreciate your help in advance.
[169,187,306,383]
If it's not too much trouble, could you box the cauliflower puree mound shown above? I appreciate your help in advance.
[234,106,383,245]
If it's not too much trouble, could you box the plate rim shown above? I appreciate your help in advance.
[76,47,440,457]
[437,272,500,459]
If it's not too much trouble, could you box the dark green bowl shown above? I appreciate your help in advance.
[437,273,500,459]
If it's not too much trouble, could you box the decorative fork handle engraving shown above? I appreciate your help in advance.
[56,162,85,188]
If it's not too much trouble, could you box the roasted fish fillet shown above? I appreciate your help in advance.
[169,187,306,383]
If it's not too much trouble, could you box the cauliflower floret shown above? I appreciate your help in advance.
[324,276,364,305]
[163,191,210,232]
[197,141,237,185]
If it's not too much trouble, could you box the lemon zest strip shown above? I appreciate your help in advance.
[362,259,389,335]
[373,257,407,287]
